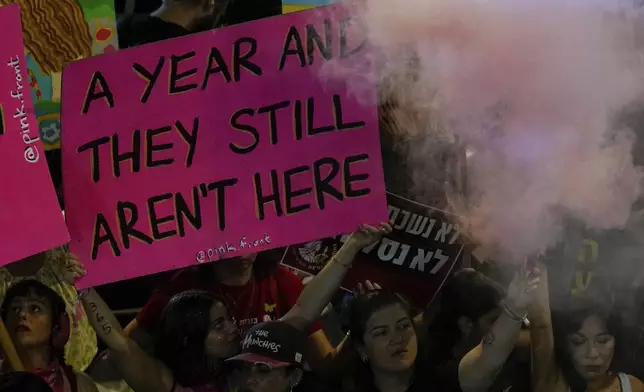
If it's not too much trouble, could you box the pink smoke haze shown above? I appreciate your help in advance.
[329,0,644,261]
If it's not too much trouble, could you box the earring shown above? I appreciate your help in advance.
[361,355,368,363]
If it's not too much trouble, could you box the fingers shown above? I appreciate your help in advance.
[360,225,382,236]
[71,265,86,276]
[356,281,382,295]
[379,222,393,234]
[360,222,393,235]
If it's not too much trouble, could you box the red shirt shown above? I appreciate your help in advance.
[137,264,308,336]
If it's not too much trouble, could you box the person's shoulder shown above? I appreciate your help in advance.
[627,374,644,392]
[273,265,304,287]
[116,14,148,34]
[74,371,99,392]
[274,264,300,280]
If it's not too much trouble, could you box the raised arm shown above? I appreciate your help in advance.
[64,256,175,392]
[458,268,540,392]
[529,264,568,392]
[280,222,391,330]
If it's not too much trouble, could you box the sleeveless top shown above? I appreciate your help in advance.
[567,373,632,392]
[619,373,633,392]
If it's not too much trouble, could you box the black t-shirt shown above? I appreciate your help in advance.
[343,362,462,392]
[117,14,191,49]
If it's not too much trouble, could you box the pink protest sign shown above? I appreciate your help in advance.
[62,4,387,288]
[0,4,70,265]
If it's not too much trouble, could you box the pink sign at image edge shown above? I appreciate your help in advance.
[0,4,70,266]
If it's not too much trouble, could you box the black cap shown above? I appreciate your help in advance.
[225,321,304,368]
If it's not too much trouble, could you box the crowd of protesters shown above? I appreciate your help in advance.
[1,1,644,392]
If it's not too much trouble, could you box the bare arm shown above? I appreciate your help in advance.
[80,289,174,392]
[281,223,390,330]
[306,330,357,378]
[529,266,568,392]
[75,371,99,392]
[123,319,155,354]
[458,270,540,392]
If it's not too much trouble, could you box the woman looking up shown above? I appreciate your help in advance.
[1,279,98,392]
[0,248,97,371]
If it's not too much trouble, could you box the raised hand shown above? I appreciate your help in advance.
[505,265,541,316]
[347,222,392,250]
[60,253,87,285]
[355,280,382,295]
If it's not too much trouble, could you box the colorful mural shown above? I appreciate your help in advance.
[282,0,336,13]
[0,0,118,150]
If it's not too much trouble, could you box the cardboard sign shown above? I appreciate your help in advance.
[281,193,464,309]
[62,4,387,288]
[0,0,119,150]
[0,4,70,265]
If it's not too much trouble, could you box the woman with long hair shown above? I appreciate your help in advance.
[428,268,532,392]
[530,266,644,392]
[428,269,506,365]
[0,280,97,392]
[341,268,539,392]
[67,222,390,392]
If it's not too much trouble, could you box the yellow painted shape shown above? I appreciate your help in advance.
[283,4,315,13]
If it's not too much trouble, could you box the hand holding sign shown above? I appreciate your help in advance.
[346,222,393,250]
[60,253,87,286]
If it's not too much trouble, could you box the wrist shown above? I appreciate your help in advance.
[331,253,353,268]
[77,287,93,298]
[502,300,528,323]
[343,236,364,252]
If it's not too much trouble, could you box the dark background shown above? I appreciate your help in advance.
[112,0,283,24]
